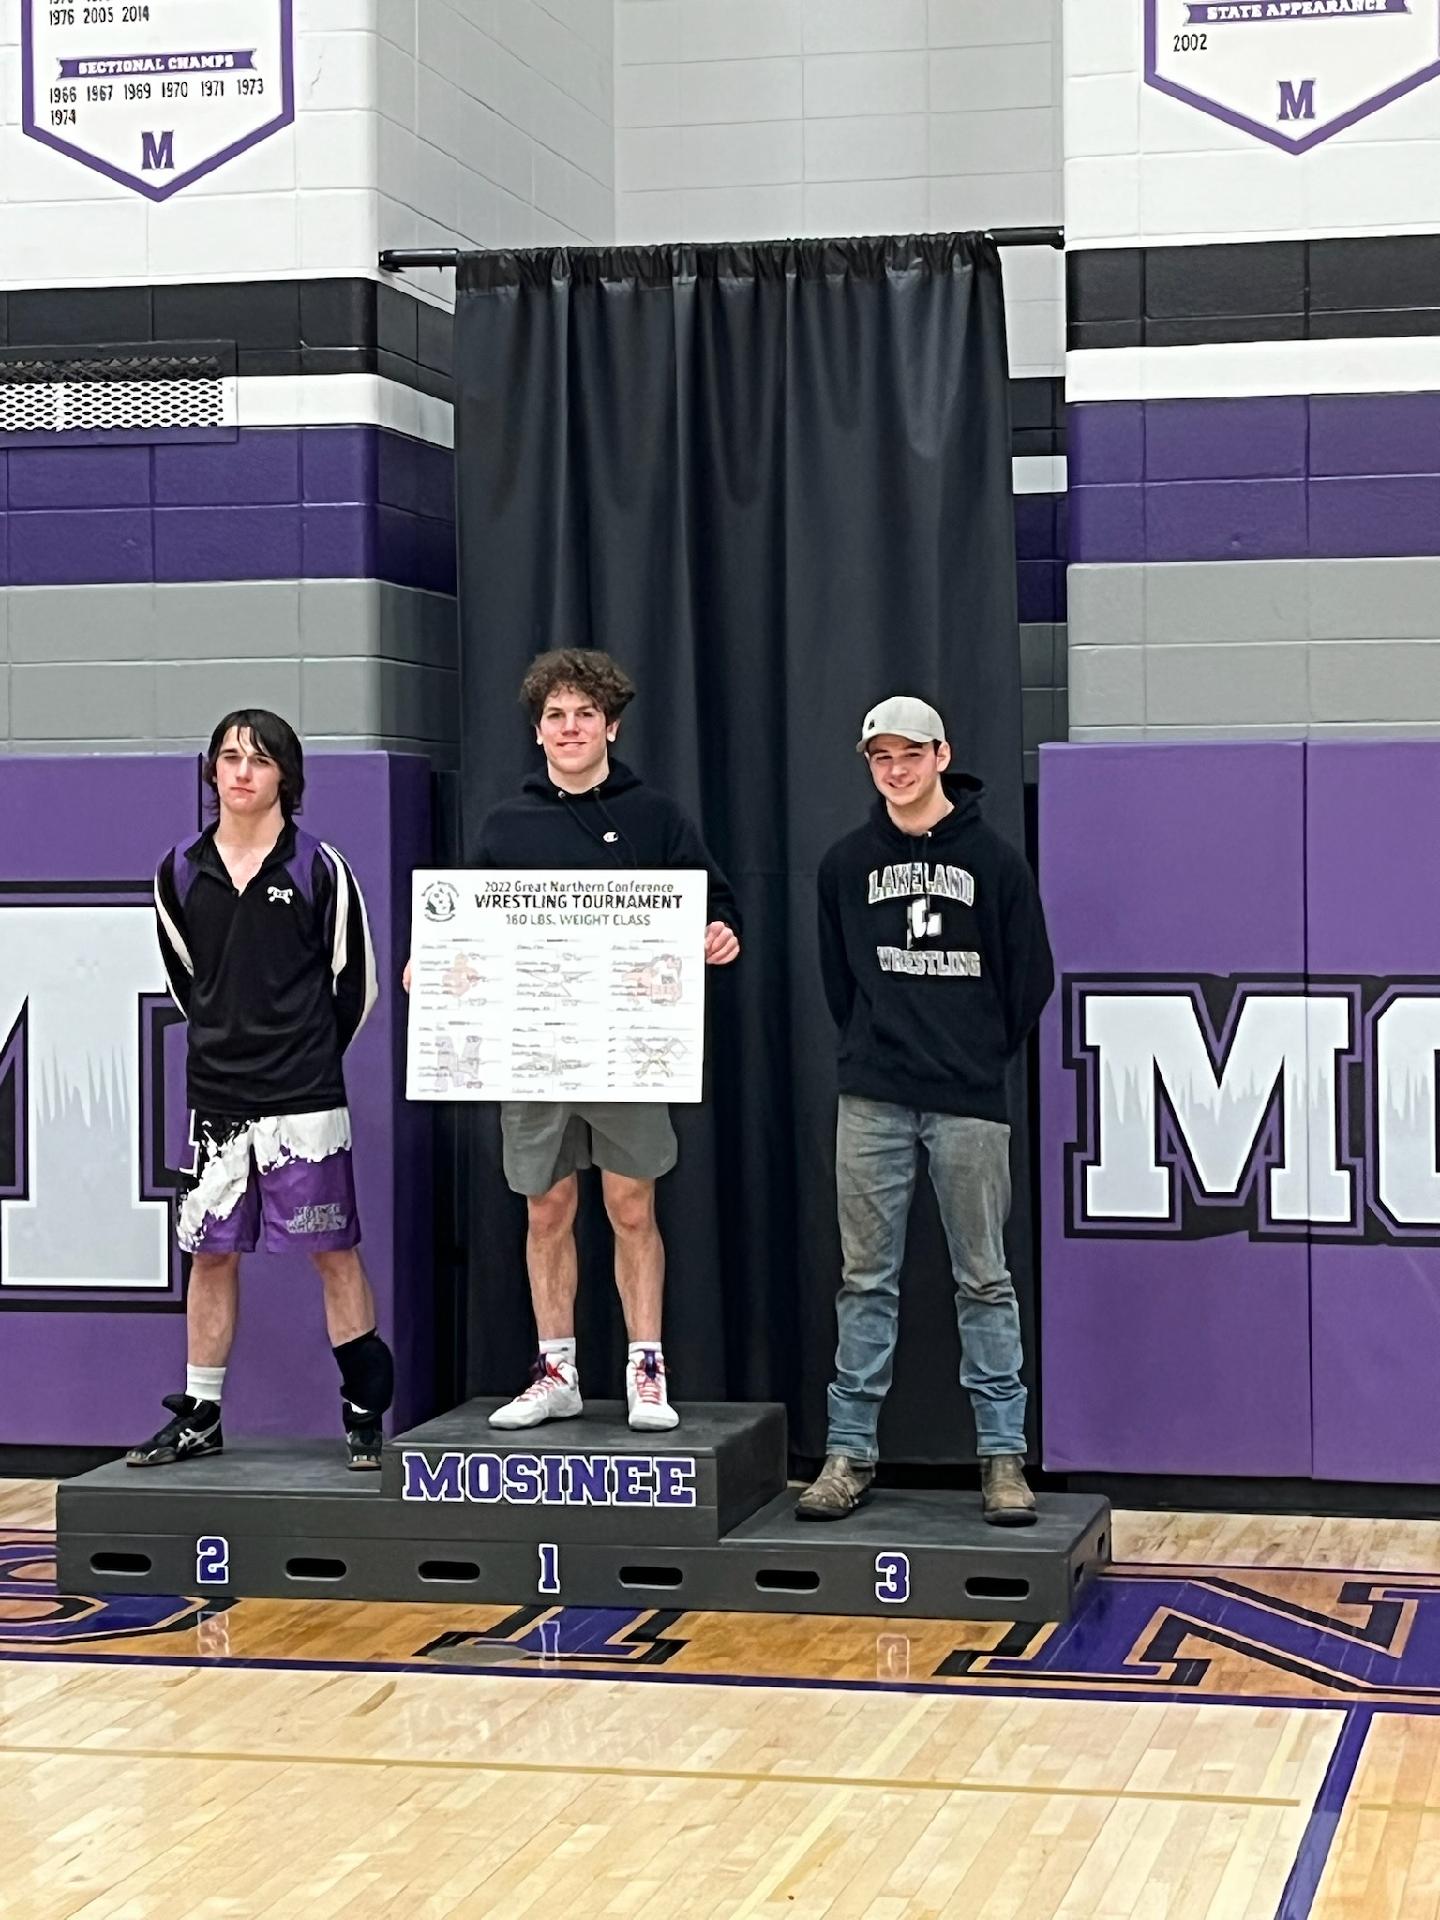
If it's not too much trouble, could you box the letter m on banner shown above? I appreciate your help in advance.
[1278,78,1316,120]
[141,130,175,171]
[1146,0,1440,153]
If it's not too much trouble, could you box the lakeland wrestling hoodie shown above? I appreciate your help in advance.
[816,773,1054,1122]
[472,758,741,932]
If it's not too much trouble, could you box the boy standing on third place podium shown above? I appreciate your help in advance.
[799,696,1053,1526]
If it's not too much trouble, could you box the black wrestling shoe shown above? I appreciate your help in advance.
[343,1399,383,1471]
[126,1394,223,1468]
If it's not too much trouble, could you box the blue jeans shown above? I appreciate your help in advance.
[826,1095,1027,1462]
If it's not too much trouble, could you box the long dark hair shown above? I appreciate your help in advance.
[202,709,305,819]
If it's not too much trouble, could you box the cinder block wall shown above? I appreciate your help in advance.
[1063,4,1440,739]
[0,0,616,767]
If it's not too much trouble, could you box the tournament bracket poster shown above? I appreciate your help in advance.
[1146,0,1440,151]
[22,0,295,198]
[406,870,709,1105]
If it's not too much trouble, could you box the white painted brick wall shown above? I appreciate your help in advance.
[379,0,614,263]
[614,0,1065,375]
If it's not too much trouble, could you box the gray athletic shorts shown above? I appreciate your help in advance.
[499,1102,677,1195]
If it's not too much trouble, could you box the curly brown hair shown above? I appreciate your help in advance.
[520,648,636,724]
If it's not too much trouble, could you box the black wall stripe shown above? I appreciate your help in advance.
[0,277,1062,457]
[1068,235,1440,350]
[0,279,453,400]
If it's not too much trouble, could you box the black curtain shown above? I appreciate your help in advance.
[453,235,1030,1465]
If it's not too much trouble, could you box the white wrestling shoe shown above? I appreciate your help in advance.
[627,1348,679,1431]
[488,1357,583,1429]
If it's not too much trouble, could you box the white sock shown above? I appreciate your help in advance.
[539,1338,576,1373]
[186,1364,225,1406]
[628,1342,664,1366]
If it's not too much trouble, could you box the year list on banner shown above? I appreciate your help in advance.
[405,869,708,1104]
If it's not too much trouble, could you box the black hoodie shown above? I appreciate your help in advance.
[472,758,741,932]
[817,774,1054,1121]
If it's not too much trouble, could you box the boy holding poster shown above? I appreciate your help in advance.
[409,650,740,1432]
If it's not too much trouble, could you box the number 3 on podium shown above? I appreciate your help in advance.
[874,1551,910,1605]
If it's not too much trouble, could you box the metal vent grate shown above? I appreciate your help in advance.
[0,343,235,440]
[0,379,225,433]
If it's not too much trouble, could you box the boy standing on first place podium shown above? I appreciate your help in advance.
[406,649,741,1434]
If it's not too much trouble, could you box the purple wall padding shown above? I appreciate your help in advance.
[0,752,434,1446]
[1039,742,1313,1476]
[1307,743,1440,1484]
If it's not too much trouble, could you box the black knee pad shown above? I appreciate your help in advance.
[333,1328,394,1416]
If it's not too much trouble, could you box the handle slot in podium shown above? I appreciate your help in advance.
[754,1568,821,1593]
[286,1556,347,1581]
[419,1559,482,1582]
[90,1551,151,1575]
[619,1564,684,1588]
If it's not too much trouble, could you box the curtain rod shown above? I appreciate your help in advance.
[378,228,1063,273]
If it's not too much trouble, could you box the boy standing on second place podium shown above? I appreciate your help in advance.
[132,708,392,1472]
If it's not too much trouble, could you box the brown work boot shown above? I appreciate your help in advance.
[796,1453,875,1521]
[981,1454,1037,1527]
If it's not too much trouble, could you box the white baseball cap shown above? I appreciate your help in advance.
[857,695,946,753]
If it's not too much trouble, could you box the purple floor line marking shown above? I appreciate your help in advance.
[0,1642,1424,1718]
[1274,1708,1372,1920]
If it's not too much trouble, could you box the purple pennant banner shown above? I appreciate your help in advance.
[1185,0,1409,18]
[57,48,257,78]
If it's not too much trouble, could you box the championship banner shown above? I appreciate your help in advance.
[21,0,294,202]
[1147,0,1440,154]
[405,869,708,1104]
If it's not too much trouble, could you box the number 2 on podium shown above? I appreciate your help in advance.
[538,1542,560,1595]
[195,1536,229,1587]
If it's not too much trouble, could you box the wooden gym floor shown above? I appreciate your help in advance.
[4,1479,1440,1918]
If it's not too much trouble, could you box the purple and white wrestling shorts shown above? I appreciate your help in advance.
[177,1108,361,1255]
